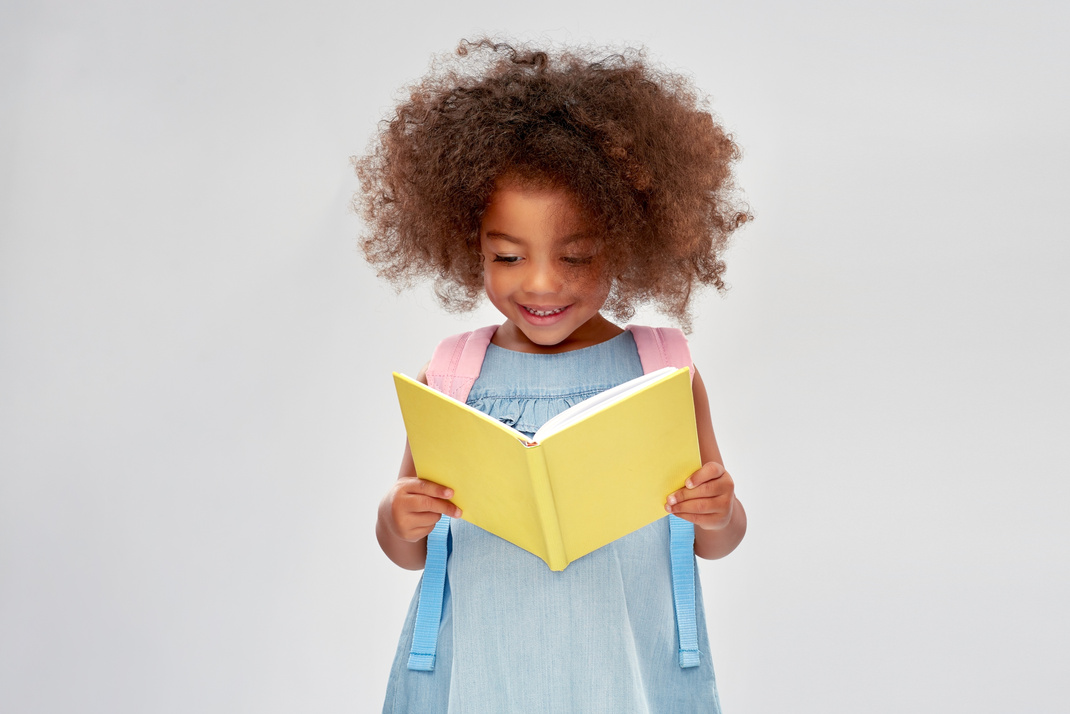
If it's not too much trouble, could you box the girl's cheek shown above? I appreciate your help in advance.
[579,263,610,294]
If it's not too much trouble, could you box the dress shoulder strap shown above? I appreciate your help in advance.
[425,325,497,401]
[626,325,695,383]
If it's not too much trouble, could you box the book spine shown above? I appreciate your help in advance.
[526,445,567,571]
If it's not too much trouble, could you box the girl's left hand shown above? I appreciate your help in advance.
[665,461,735,531]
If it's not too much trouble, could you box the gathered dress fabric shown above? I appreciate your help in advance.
[383,331,721,713]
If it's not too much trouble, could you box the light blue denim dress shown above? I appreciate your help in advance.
[383,332,721,713]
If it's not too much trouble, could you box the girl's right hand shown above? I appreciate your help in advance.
[384,476,463,542]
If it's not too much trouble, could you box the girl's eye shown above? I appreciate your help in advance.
[493,255,521,264]
[562,255,594,266]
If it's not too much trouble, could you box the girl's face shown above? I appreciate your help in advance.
[479,182,618,353]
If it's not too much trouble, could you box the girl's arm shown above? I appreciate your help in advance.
[376,369,462,570]
[665,369,747,560]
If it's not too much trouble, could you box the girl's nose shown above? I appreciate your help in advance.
[523,261,561,294]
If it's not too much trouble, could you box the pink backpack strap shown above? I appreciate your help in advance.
[407,324,496,672]
[424,325,498,402]
[626,325,695,383]
[628,323,701,668]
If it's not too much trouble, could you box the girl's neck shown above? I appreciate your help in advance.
[491,314,623,354]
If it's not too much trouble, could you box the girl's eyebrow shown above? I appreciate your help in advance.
[483,232,592,245]
[559,233,594,246]
[484,231,523,243]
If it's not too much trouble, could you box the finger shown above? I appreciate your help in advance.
[408,493,462,519]
[406,477,457,502]
[684,462,726,489]
[410,489,464,518]
[395,509,458,542]
[403,511,445,532]
[666,479,732,509]
[398,513,451,542]
[667,496,731,516]
[673,511,732,530]
[674,478,733,502]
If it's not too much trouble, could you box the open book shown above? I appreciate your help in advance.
[393,366,701,571]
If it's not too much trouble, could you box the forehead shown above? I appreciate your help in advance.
[481,183,592,241]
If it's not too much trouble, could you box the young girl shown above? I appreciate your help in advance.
[355,39,751,712]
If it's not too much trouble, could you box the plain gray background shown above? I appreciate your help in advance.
[2,0,1067,712]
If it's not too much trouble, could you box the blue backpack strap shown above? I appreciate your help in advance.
[407,326,497,671]
[669,515,700,667]
[407,515,451,671]
[628,325,700,669]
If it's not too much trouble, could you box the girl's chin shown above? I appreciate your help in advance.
[496,317,575,351]
[494,306,615,351]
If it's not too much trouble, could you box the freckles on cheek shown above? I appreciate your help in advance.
[561,268,603,294]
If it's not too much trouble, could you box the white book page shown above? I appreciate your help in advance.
[532,366,678,443]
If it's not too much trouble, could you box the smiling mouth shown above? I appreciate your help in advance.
[522,305,567,317]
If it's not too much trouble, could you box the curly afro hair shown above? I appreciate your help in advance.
[353,39,751,326]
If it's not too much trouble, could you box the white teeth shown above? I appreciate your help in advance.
[525,306,565,317]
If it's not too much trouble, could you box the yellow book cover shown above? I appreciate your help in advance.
[393,366,701,571]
